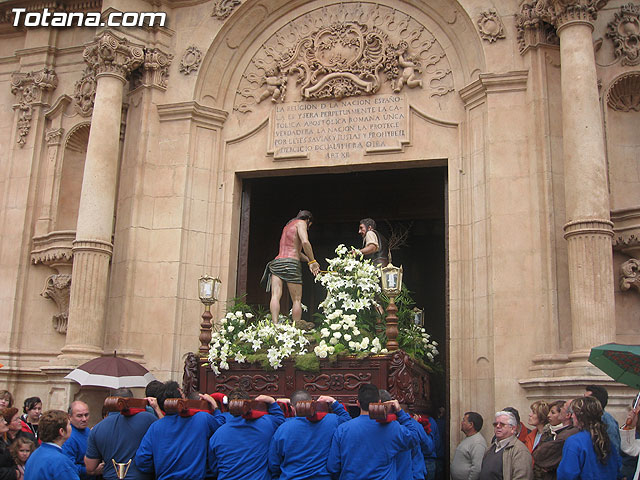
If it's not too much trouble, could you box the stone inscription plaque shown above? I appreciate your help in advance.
[271,94,407,160]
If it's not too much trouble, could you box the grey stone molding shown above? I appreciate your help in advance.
[477,9,506,43]
[11,68,58,147]
[612,206,640,257]
[606,3,640,66]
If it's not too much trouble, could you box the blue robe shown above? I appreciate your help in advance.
[557,430,620,480]
[62,424,92,479]
[135,410,225,480]
[25,442,80,480]
[268,401,351,480]
[327,410,421,480]
[209,402,285,480]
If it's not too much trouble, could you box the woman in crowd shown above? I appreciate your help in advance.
[532,400,578,480]
[526,400,550,453]
[9,437,34,479]
[2,409,35,447]
[19,398,40,442]
[0,393,12,411]
[0,409,19,480]
[557,396,620,480]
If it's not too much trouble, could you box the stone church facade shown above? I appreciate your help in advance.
[1,0,640,447]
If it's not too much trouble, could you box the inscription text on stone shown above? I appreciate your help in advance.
[272,95,407,159]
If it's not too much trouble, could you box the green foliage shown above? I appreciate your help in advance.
[294,353,321,372]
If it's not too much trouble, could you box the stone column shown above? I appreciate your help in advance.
[59,32,144,362]
[553,1,616,366]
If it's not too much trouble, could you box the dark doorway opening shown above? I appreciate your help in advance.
[237,165,448,412]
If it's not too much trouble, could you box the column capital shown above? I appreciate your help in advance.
[517,0,608,46]
[550,0,608,30]
[83,31,145,81]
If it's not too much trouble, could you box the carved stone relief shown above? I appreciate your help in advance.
[612,207,640,258]
[607,3,640,66]
[10,68,58,147]
[234,3,453,113]
[477,9,506,43]
[73,68,97,117]
[179,46,203,75]
[606,72,640,111]
[131,47,174,90]
[42,274,72,334]
[211,0,241,19]
[31,231,75,334]
[621,258,640,293]
[142,48,173,89]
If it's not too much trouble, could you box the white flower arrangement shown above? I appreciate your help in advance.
[313,245,385,357]
[398,323,439,362]
[207,310,309,374]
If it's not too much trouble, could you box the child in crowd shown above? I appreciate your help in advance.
[9,436,35,477]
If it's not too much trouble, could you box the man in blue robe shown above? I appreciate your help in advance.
[208,394,285,480]
[135,381,224,480]
[268,391,351,479]
[327,384,422,480]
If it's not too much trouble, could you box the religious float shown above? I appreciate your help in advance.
[183,246,439,412]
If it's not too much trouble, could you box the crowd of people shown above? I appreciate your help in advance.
[3,382,640,479]
[0,382,445,480]
[450,384,640,480]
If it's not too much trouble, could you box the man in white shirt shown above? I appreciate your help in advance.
[451,411,487,480]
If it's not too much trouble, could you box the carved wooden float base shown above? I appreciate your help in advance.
[196,349,431,412]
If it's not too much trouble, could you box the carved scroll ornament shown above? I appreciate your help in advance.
[477,9,506,43]
[11,68,58,146]
[387,350,417,404]
[211,0,241,19]
[74,67,97,117]
[607,3,640,66]
[235,3,453,113]
[213,373,279,393]
[179,46,203,75]
[620,258,640,293]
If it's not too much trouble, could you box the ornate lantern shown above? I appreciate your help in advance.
[380,263,403,351]
[198,275,221,356]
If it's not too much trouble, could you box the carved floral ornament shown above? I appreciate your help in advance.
[10,68,58,147]
[477,9,506,43]
[234,3,453,113]
[606,3,640,66]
